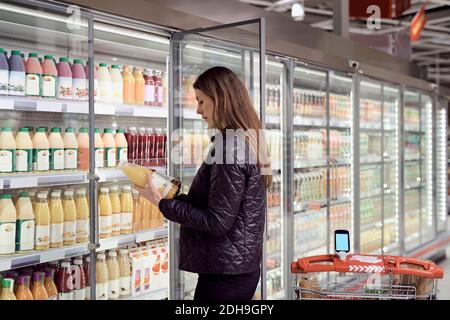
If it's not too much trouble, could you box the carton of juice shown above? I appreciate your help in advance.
[138,247,152,293]
[159,243,169,290]
[129,250,143,297]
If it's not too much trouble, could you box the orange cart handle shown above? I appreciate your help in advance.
[393,257,444,279]
[294,254,335,273]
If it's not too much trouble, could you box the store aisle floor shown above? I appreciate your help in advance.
[437,246,450,300]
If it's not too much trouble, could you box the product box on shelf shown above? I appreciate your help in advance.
[129,248,144,297]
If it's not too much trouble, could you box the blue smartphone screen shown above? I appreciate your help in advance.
[336,233,349,252]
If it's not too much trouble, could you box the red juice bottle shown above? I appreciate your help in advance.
[161,128,167,166]
[56,261,74,300]
[137,127,146,166]
[125,127,137,164]
[155,129,165,166]
[154,71,162,107]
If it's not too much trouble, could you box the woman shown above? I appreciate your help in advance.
[136,66,271,300]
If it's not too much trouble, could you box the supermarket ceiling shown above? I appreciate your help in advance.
[237,0,450,84]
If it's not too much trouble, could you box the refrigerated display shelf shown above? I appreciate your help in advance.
[384,217,397,225]
[405,232,421,244]
[293,117,326,127]
[360,155,382,164]
[360,123,382,130]
[294,198,328,213]
[404,124,424,133]
[125,288,168,300]
[0,167,167,189]
[294,159,327,169]
[96,226,168,252]
[360,189,382,199]
[404,183,424,191]
[271,160,282,171]
[383,242,400,254]
[404,155,424,161]
[266,115,281,125]
[405,209,421,217]
[0,243,89,272]
[0,96,171,118]
[267,266,282,276]
[361,221,383,233]
[294,245,327,259]
[329,119,352,128]
[329,196,352,206]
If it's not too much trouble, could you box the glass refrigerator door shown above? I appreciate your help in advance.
[403,90,422,251]
[436,98,448,233]
[93,19,171,299]
[359,80,383,254]
[421,94,434,244]
[382,85,400,254]
[171,21,264,300]
[329,72,353,251]
[265,57,285,300]
[292,65,328,260]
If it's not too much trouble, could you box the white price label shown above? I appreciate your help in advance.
[0,259,12,272]
[40,249,65,263]
[95,103,115,115]
[37,101,62,112]
[97,238,118,252]
[136,230,156,243]
[0,179,3,189]
[66,103,88,114]
[0,98,14,110]
[10,176,38,189]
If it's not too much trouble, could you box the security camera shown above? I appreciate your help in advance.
[348,60,359,70]
[291,3,305,21]
[431,83,438,91]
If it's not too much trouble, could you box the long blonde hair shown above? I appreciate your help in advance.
[193,66,272,187]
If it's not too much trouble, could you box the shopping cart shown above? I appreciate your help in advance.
[291,254,444,300]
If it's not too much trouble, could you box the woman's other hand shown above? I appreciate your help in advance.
[135,173,163,207]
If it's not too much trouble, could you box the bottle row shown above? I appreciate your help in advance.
[329,204,352,233]
[0,125,168,174]
[404,163,421,186]
[0,239,168,300]
[293,89,326,119]
[360,99,381,123]
[0,48,167,106]
[404,107,421,128]
[266,83,281,116]
[293,130,351,162]
[360,166,381,193]
[294,209,327,256]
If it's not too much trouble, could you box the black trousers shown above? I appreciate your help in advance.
[194,269,261,301]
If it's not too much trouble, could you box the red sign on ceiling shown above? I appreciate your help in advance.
[349,0,411,19]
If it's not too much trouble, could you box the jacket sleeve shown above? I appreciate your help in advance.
[173,193,189,203]
[158,163,245,237]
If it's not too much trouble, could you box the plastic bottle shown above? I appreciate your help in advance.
[110,64,123,104]
[72,59,87,101]
[0,48,8,95]
[84,256,91,300]
[0,127,16,173]
[15,275,33,300]
[94,128,105,168]
[77,127,89,171]
[118,248,131,298]
[0,278,16,300]
[15,192,35,252]
[73,258,86,300]
[33,127,50,171]
[56,261,73,300]
[122,65,135,105]
[132,188,141,232]
[115,129,128,164]
[49,127,65,171]
[31,272,48,300]
[25,52,42,97]
[0,194,17,255]
[41,55,57,98]
[107,251,120,300]
[15,127,33,173]
[56,57,72,100]
[98,63,111,102]
[63,127,78,170]
[98,188,112,239]
[125,127,137,163]
[144,68,155,106]
[120,185,133,235]
[43,268,58,300]
[8,50,25,96]
[96,253,109,300]
[110,185,121,237]
[133,67,145,105]
[155,71,164,107]
[49,191,64,248]
[103,128,117,168]
[75,188,89,243]
[62,190,77,246]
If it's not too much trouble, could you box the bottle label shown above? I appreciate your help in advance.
[120,212,133,232]
[105,147,117,167]
[158,86,164,105]
[0,149,14,173]
[57,76,72,99]
[0,69,8,95]
[50,222,63,245]
[42,75,56,97]
[98,80,111,102]
[120,276,131,297]
[48,295,57,300]
[144,84,155,104]
[9,71,25,96]
[16,219,35,251]
[152,174,177,198]
[73,288,86,301]
[0,222,16,254]
[58,291,74,300]
[109,279,120,299]
[34,149,49,171]
[95,148,104,168]
[50,148,64,170]
[73,78,87,101]
[112,81,123,103]
[134,269,141,293]
[96,282,108,300]
[112,213,121,234]
[64,148,78,169]
[78,147,89,170]
[117,147,128,163]
[16,149,32,172]
[25,73,41,96]
[63,221,76,242]
[99,215,112,236]
[76,219,89,241]
[35,225,50,247]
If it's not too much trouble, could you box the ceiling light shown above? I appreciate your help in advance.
[291,2,305,21]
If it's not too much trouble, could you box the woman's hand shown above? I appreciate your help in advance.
[135,173,164,207]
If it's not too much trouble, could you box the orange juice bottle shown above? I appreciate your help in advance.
[98,188,112,239]
[62,190,77,246]
[31,272,48,300]
[34,193,50,251]
[133,67,145,105]
[120,185,133,235]
[132,188,141,231]
[122,65,135,105]
[110,186,121,236]
[15,275,33,300]
[49,191,64,249]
